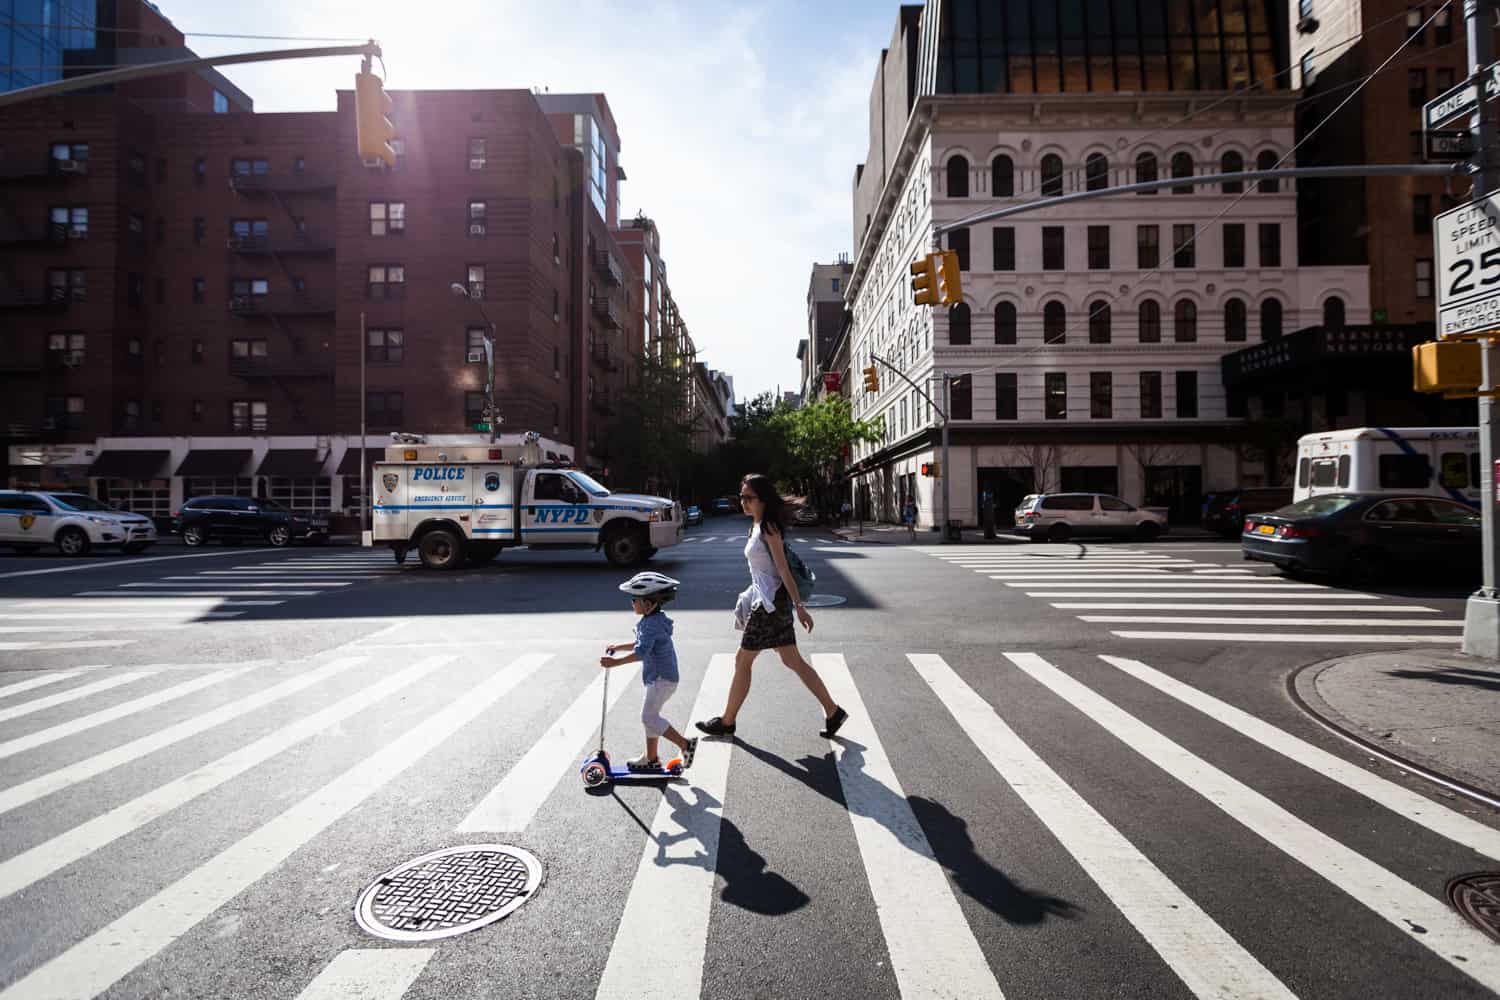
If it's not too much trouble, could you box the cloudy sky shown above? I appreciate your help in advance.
[182,1,902,403]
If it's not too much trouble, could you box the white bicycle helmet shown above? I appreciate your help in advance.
[618,571,680,601]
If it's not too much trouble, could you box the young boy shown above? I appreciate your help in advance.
[599,571,698,772]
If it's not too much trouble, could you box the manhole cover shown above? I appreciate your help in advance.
[1447,872,1500,943]
[801,594,846,607]
[355,844,542,942]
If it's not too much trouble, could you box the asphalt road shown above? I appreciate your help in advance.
[0,522,1496,1000]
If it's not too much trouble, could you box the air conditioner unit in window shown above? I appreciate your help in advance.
[1296,15,1319,33]
[469,158,486,170]
[468,223,486,236]
[61,351,82,367]
[56,159,84,174]
[467,349,486,363]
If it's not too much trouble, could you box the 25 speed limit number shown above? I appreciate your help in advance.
[1436,193,1500,338]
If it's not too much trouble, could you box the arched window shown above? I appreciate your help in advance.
[1135,152,1158,194]
[1174,300,1198,342]
[948,302,971,344]
[1221,151,1244,193]
[1040,154,1064,197]
[1138,300,1162,342]
[1256,150,1279,193]
[1171,152,1194,194]
[1043,300,1067,343]
[1323,296,1346,328]
[1088,301,1112,343]
[946,155,969,198]
[1260,298,1284,340]
[1224,298,1247,342]
[1085,153,1109,192]
[994,302,1017,344]
[991,155,1014,197]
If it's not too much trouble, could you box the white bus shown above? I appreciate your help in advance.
[1294,427,1480,505]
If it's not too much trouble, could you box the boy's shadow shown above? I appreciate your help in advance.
[734,737,1076,925]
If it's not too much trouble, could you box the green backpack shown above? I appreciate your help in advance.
[762,528,816,599]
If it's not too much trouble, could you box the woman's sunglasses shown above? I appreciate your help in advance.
[738,492,757,501]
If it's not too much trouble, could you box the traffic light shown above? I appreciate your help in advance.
[355,70,397,168]
[862,365,880,393]
[910,255,938,306]
[936,250,963,306]
[1413,340,1482,394]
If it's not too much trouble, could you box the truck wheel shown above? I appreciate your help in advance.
[56,527,90,557]
[418,529,464,570]
[603,526,649,567]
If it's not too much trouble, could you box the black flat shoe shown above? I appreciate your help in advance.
[820,707,848,738]
[695,716,735,736]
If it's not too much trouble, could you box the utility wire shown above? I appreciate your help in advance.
[0,19,366,42]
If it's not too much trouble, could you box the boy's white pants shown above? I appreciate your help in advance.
[641,679,678,737]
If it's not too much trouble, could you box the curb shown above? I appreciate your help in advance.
[1286,657,1500,812]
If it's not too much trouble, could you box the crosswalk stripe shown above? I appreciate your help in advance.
[0,671,83,700]
[0,667,251,761]
[0,655,452,901]
[0,640,136,650]
[0,624,187,634]
[1007,582,1319,589]
[14,599,281,608]
[456,664,639,833]
[292,950,434,1000]
[1080,616,1464,627]
[1002,651,1500,990]
[0,671,156,724]
[1098,656,1500,860]
[813,652,1005,999]
[0,652,550,1000]
[74,590,319,598]
[596,654,734,1000]
[989,574,1234,581]
[1027,591,1377,600]
[1110,630,1465,644]
[0,656,369,819]
[1052,602,1432,611]
[0,612,244,621]
[908,653,1294,999]
[156,579,355,587]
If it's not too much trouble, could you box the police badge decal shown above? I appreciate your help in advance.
[381,473,399,493]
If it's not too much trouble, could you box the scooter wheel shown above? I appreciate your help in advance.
[582,762,609,788]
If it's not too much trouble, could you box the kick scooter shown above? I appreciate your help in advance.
[580,653,683,788]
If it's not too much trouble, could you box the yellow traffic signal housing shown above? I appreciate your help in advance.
[1412,340,1482,394]
[935,250,963,306]
[862,365,880,393]
[910,255,939,306]
[355,70,397,168]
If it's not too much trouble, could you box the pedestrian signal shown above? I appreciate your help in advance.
[921,461,940,477]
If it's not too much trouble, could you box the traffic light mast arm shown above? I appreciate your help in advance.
[870,353,947,421]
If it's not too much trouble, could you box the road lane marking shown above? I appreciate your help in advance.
[909,653,1294,1000]
[0,672,83,700]
[1110,631,1464,644]
[812,652,1005,1000]
[0,655,452,901]
[595,654,734,1000]
[1079,616,1464,627]
[0,549,271,580]
[457,664,639,833]
[0,652,549,1000]
[1051,602,1433,611]
[1098,656,1500,860]
[292,950,434,1000]
[0,654,362,820]
[1026,592,1379,599]
[0,671,155,722]
[1002,652,1500,991]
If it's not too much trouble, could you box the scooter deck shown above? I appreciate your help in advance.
[581,753,684,787]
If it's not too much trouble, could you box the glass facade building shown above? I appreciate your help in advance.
[0,0,100,92]
[932,0,1287,95]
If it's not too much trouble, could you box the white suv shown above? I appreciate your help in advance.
[0,491,157,556]
[1014,493,1168,543]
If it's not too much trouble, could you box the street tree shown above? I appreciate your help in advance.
[769,394,884,513]
[607,347,699,496]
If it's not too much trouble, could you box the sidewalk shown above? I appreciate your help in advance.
[829,523,1230,545]
[1292,649,1500,805]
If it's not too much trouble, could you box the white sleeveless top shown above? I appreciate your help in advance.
[744,522,783,611]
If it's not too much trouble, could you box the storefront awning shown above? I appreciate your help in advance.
[256,449,325,478]
[174,449,251,477]
[87,450,169,478]
[335,448,379,475]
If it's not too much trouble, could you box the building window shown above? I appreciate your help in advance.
[193,216,206,245]
[948,227,970,270]
[467,200,487,236]
[1135,152,1158,192]
[1040,154,1063,196]
[992,227,1015,270]
[467,327,488,362]
[367,265,405,300]
[231,278,269,301]
[367,327,404,364]
[213,89,229,113]
[995,302,1017,344]
[1258,223,1282,266]
[1414,194,1432,234]
[1176,371,1199,418]
[1260,299,1284,340]
[1172,224,1195,268]
[464,391,487,424]
[1170,152,1194,194]
[45,395,85,431]
[230,400,268,432]
[127,273,144,305]
[1409,68,1427,109]
[1087,226,1110,270]
[1301,50,1316,87]
[370,202,405,236]
[232,158,269,176]
[194,157,206,181]
[463,264,485,300]
[366,392,404,429]
[1138,300,1162,343]
[48,205,87,239]
[47,332,85,366]
[1220,151,1244,193]
[948,303,971,345]
[831,277,840,293]
[1140,371,1162,418]
[231,338,268,361]
[1324,296,1346,328]
[387,138,406,168]
[192,339,204,364]
[50,142,88,164]
[1225,298,1248,341]
[1085,153,1108,191]
[1407,5,1425,43]
[230,218,268,242]
[1435,6,1453,44]
[1088,301,1112,344]
[1174,300,1198,342]
[1042,226,1065,270]
[945,155,969,197]
[1045,372,1067,419]
[1043,301,1066,344]
[1136,225,1159,269]
[47,268,85,302]
[1224,224,1246,268]
[469,137,487,170]
[1416,258,1434,299]
[991,155,1013,196]
[995,373,1018,420]
[192,399,203,422]
[1090,372,1112,419]
[293,157,305,174]
[950,375,972,419]
[1299,0,1313,15]
[1256,150,1279,192]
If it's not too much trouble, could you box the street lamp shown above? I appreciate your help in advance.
[450,282,498,444]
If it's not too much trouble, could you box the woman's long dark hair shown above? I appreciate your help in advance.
[740,473,786,534]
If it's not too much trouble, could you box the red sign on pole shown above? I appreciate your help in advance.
[822,372,842,393]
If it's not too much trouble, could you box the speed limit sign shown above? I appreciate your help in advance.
[1436,192,1500,337]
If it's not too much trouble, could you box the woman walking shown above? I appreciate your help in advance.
[695,474,847,739]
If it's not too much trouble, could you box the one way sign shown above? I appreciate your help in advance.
[1425,61,1500,130]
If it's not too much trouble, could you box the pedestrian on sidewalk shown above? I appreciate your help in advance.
[696,473,847,740]
[902,497,918,542]
[600,571,698,772]
[840,499,852,528]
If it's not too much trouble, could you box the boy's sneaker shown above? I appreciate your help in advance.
[681,737,698,769]
[625,755,662,772]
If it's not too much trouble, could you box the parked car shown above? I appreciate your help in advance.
[1013,493,1169,542]
[710,496,739,516]
[1241,493,1480,583]
[0,490,156,555]
[1202,487,1294,537]
[793,506,820,526]
[173,496,328,547]
[684,505,703,526]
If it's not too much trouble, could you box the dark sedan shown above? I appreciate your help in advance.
[1241,493,1479,583]
[173,496,329,547]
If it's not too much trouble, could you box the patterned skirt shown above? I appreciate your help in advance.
[740,585,796,651]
